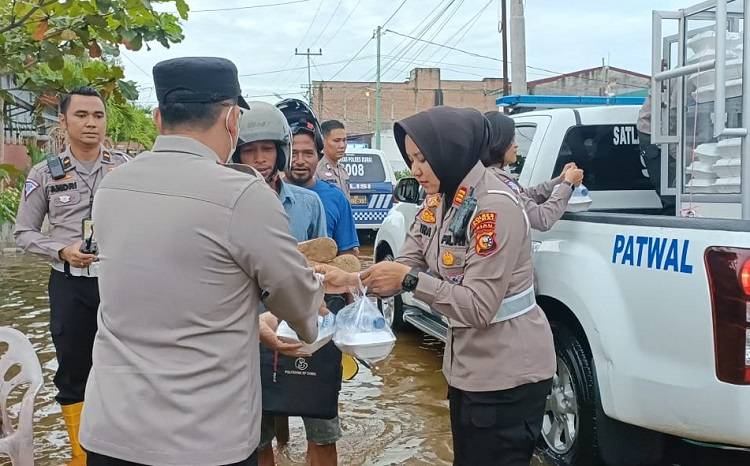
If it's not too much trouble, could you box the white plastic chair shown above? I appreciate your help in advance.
[0,327,43,466]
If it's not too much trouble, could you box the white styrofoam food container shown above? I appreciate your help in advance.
[713,159,741,178]
[686,161,717,179]
[276,314,335,354]
[334,330,396,363]
[686,178,717,193]
[695,143,721,161]
[713,177,741,194]
[717,138,742,158]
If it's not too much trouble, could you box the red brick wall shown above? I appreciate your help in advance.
[313,68,504,134]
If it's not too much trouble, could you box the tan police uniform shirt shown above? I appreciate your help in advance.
[488,165,573,232]
[79,135,323,466]
[397,162,556,392]
[316,154,350,201]
[13,146,131,277]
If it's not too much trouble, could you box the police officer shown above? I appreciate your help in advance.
[317,107,556,466]
[79,57,330,466]
[484,111,584,231]
[316,120,351,201]
[14,86,130,466]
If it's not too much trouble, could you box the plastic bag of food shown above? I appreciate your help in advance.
[333,287,396,364]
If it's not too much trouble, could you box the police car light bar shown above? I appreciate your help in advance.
[496,94,646,108]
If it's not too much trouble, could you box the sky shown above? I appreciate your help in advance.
[122,0,692,107]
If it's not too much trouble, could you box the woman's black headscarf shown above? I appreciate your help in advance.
[484,110,515,166]
[394,106,490,200]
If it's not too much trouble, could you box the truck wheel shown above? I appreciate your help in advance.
[377,253,405,331]
[540,322,599,466]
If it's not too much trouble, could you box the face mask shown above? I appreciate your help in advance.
[225,106,240,162]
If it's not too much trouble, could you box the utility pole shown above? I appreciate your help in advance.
[501,0,510,97]
[510,0,527,95]
[374,26,383,149]
[295,48,322,105]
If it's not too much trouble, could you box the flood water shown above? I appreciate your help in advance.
[0,246,748,465]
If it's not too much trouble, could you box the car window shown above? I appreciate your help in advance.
[341,153,386,183]
[553,124,652,191]
[510,124,537,176]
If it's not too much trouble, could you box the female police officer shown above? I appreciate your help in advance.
[484,110,584,232]
[317,106,555,465]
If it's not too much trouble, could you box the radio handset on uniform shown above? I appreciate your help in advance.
[79,219,98,255]
[448,187,477,244]
[47,155,67,180]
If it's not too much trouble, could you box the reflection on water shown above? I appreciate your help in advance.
[0,254,69,465]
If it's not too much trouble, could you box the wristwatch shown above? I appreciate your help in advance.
[402,268,420,292]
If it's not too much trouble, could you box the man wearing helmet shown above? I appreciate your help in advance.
[233,101,326,241]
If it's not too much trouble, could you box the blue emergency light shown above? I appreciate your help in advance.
[496,94,646,108]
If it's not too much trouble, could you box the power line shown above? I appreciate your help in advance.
[191,0,310,13]
[382,0,410,27]
[326,0,414,81]
[276,0,326,93]
[431,0,493,66]
[327,37,372,80]
[310,0,344,46]
[239,56,375,77]
[379,0,457,80]
[391,0,465,79]
[122,53,150,78]
[384,29,649,89]
[322,0,364,48]
[355,0,452,81]
[385,28,499,62]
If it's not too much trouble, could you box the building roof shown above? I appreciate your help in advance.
[528,65,650,86]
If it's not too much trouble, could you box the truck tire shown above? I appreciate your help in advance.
[376,253,406,331]
[540,322,600,466]
[541,322,664,466]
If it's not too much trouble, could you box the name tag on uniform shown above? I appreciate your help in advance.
[50,182,78,193]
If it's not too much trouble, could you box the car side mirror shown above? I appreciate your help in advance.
[394,177,421,204]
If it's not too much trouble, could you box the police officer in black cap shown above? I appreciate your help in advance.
[80,57,328,466]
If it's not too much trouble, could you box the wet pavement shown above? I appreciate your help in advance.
[0,244,748,465]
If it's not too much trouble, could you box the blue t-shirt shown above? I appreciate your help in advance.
[278,181,327,242]
[308,180,359,251]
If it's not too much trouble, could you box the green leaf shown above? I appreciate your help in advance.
[85,14,108,28]
[60,29,77,41]
[96,0,113,13]
[117,79,139,100]
[48,54,65,70]
[175,0,189,19]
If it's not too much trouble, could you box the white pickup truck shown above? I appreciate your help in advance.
[373,105,750,465]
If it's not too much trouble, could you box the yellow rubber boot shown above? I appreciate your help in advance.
[342,354,359,381]
[61,402,87,466]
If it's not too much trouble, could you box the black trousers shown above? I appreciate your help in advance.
[449,379,553,466]
[48,269,100,405]
[87,450,258,466]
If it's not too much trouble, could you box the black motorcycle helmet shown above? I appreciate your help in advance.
[276,98,324,156]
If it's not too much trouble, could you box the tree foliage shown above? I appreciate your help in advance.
[0,0,189,101]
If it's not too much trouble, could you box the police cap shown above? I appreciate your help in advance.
[153,57,250,109]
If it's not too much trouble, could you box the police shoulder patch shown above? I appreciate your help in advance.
[471,211,498,256]
[419,207,436,224]
[24,179,39,199]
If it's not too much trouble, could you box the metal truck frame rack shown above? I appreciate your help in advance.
[652,0,750,219]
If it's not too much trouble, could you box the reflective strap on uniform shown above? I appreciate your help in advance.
[448,285,536,328]
[490,285,536,323]
[486,189,530,234]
